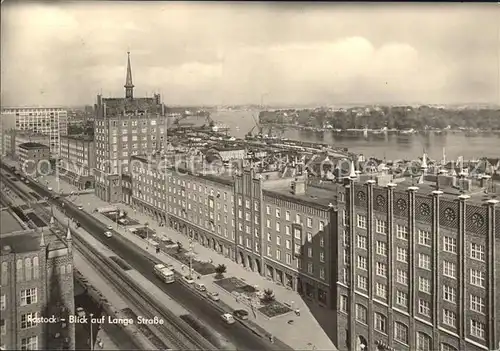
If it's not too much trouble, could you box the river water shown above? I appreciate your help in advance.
[211,110,500,161]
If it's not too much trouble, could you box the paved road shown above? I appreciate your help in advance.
[10,169,278,351]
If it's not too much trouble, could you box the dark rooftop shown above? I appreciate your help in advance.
[18,142,50,150]
[62,134,94,142]
[264,184,336,210]
[1,227,67,254]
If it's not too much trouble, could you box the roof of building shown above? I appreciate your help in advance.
[0,208,67,254]
[62,134,94,141]
[0,209,25,234]
[264,183,336,210]
[18,142,50,150]
[101,97,163,116]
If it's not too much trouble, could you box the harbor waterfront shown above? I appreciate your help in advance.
[211,110,500,161]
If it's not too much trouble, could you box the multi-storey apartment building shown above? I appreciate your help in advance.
[338,169,500,351]
[0,209,75,350]
[0,107,68,155]
[17,142,50,177]
[93,52,166,203]
[59,135,95,189]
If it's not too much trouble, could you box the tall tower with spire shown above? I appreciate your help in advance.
[124,52,134,99]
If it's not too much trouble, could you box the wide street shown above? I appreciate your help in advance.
[14,168,281,351]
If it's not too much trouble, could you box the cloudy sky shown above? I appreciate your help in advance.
[1,2,499,107]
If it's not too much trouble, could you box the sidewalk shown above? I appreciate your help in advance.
[40,182,338,350]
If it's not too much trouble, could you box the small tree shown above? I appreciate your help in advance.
[214,264,227,279]
[262,288,275,303]
[176,241,183,253]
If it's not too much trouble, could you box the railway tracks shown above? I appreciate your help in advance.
[0,169,217,351]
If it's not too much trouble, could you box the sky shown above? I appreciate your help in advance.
[1,2,499,107]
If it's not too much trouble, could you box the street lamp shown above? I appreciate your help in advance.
[145,222,149,249]
[89,313,94,351]
[188,239,194,278]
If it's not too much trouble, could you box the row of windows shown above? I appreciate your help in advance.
[340,296,486,344]
[354,216,486,261]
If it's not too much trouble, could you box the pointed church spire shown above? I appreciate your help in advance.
[349,160,357,179]
[66,226,72,241]
[40,228,46,247]
[125,52,134,99]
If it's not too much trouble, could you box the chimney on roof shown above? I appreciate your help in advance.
[291,170,307,195]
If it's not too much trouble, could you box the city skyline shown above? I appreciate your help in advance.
[1,2,499,107]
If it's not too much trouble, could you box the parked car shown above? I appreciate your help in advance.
[182,275,195,284]
[48,187,53,191]
[207,292,220,301]
[76,307,86,318]
[194,282,206,292]
[78,205,83,210]
[221,313,235,325]
[104,231,113,238]
[107,225,113,230]
[233,309,249,320]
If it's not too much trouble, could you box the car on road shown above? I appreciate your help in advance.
[194,282,206,292]
[48,187,53,191]
[233,309,249,320]
[221,313,235,325]
[76,307,86,318]
[207,292,220,301]
[20,177,25,181]
[77,205,84,210]
[107,225,113,230]
[104,231,113,238]
[182,275,195,284]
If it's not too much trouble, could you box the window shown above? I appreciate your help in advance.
[376,241,387,256]
[357,215,366,229]
[443,309,456,328]
[396,290,408,307]
[307,217,312,228]
[357,256,367,270]
[470,295,485,314]
[470,243,485,261]
[319,268,325,280]
[374,313,387,333]
[275,208,280,218]
[339,295,348,313]
[267,246,272,257]
[319,221,324,231]
[397,269,408,285]
[0,295,4,310]
[443,261,456,278]
[416,332,431,351]
[355,304,367,324]
[357,275,367,290]
[265,205,270,215]
[470,320,485,339]
[376,283,387,299]
[443,236,457,253]
[397,247,408,263]
[319,251,325,262]
[441,343,457,351]
[307,232,312,243]
[418,230,431,246]
[394,322,409,344]
[376,219,386,234]
[396,225,408,240]
[470,269,485,288]
[357,235,367,249]
[418,253,431,270]
[443,285,456,303]
[376,262,387,277]
[276,250,281,261]
[285,226,291,235]
[419,277,431,294]
[21,336,38,351]
[285,253,292,264]
[20,288,37,306]
[295,214,301,224]
[21,312,37,329]
[307,263,313,274]
[285,211,290,221]
[419,299,430,316]
[275,222,281,232]
[307,247,313,258]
